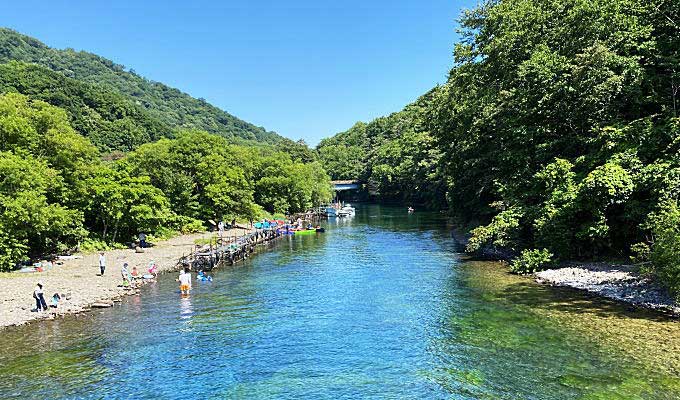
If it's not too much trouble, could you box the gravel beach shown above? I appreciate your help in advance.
[535,263,680,315]
[0,231,222,329]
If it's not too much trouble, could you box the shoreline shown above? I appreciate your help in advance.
[451,227,679,316]
[0,228,255,330]
[535,262,680,316]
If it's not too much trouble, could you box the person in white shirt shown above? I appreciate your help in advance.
[99,252,106,276]
[33,282,47,312]
[177,267,192,295]
[121,263,131,286]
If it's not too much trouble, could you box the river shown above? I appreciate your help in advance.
[0,205,678,399]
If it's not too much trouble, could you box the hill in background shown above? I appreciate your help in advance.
[0,27,286,148]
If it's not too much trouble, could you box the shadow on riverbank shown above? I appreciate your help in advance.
[498,280,676,322]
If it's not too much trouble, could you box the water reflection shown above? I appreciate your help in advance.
[179,296,193,321]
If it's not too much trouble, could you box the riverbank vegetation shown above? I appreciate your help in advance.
[0,30,333,270]
[318,0,680,298]
[0,92,331,270]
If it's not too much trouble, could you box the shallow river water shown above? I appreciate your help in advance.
[1,205,679,399]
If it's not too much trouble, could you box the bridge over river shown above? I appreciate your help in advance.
[331,180,360,191]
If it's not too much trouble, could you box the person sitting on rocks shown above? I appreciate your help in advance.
[148,261,158,277]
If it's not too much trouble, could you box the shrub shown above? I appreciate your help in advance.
[79,238,127,253]
[510,248,554,274]
[180,219,205,234]
[466,207,522,254]
[646,200,680,300]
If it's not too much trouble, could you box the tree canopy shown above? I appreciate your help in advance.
[318,0,680,297]
[0,28,283,145]
[0,93,331,271]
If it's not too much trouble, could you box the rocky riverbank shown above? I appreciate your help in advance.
[0,230,234,329]
[535,263,680,316]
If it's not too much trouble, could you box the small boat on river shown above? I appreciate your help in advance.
[337,204,356,217]
[324,202,356,217]
[293,228,323,235]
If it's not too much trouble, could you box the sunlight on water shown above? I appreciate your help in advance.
[0,205,678,399]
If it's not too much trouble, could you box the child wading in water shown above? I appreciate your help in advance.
[177,267,192,295]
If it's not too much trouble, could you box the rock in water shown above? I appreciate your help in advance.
[91,300,114,308]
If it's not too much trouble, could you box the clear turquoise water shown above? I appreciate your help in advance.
[1,205,678,399]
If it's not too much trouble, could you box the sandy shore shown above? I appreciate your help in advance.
[0,231,233,329]
[535,262,680,316]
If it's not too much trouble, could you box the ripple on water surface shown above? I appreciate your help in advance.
[0,205,678,399]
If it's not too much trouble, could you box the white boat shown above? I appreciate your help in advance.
[338,204,356,217]
[324,203,355,217]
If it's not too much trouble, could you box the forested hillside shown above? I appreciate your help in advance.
[317,88,447,208]
[0,92,331,270]
[319,0,680,297]
[0,61,172,151]
[0,28,284,144]
[0,29,331,270]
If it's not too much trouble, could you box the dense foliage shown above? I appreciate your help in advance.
[0,93,331,270]
[319,0,680,297]
[317,89,448,208]
[0,61,171,151]
[0,28,282,144]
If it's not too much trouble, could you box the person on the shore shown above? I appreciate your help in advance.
[33,282,47,312]
[51,293,61,308]
[122,263,131,286]
[148,261,158,277]
[138,232,147,248]
[218,220,224,236]
[177,267,191,295]
[231,218,236,228]
[99,252,106,276]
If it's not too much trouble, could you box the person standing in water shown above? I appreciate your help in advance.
[98,252,106,276]
[178,267,192,295]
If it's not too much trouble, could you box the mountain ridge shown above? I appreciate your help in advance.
[0,27,285,145]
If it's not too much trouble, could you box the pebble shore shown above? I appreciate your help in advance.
[0,231,220,329]
[535,263,680,315]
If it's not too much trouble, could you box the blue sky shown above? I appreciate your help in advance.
[1,0,476,145]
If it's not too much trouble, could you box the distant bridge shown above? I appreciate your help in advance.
[331,180,360,191]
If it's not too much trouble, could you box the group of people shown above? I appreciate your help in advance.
[32,282,60,313]
[217,219,238,236]
[30,243,209,313]
[98,251,157,287]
